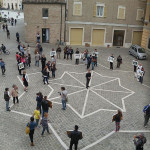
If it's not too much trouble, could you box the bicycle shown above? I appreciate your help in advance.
[0,47,10,55]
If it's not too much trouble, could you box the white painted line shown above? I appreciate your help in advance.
[48,71,66,82]
[81,131,115,150]
[119,130,150,133]
[68,104,83,119]
[89,71,94,87]
[9,91,26,109]
[66,72,85,87]
[68,71,87,74]
[50,101,62,105]
[81,89,90,117]
[83,109,117,118]
[98,63,109,69]
[17,76,24,87]
[91,78,118,89]
[47,85,54,99]
[48,123,69,150]
[92,88,132,94]
[142,84,150,89]
[49,82,84,89]
[93,71,116,79]
[28,72,41,76]
[57,62,84,67]
[49,96,61,101]
[90,89,125,112]
[68,89,87,96]
[11,110,32,117]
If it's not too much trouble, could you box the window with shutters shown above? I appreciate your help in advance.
[73,2,82,16]
[117,6,126,19]
[136,9,144,21]
[93,3,107,18]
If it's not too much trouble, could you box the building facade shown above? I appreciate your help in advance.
[66,0,147,47]
[141,0,150,50]
[0,0,3,8]
[3,0,22,10]
[23,0,66,44]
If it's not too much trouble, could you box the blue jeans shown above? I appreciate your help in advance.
[41,126,49,135]
[35,60,39,67]
[52,71,55,78]
[62,99,66,110]
[92,63,94,70]
[6,101,9,111]
[43,76,48,84]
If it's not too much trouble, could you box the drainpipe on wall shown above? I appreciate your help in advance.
[60,3,62,45]
[64,2,66,43]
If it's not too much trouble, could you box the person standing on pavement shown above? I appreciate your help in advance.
[133,133,147,150]
[75,48,80,65]
[27,54,31,67]
[15,19,17,26]
[41,54,47,71]
[68,125,83,150]
[69,47,74,60]
[41,96,49,117]
[4,88,11,111]
[59,87,68,110]
[86,70,91,89]
[40,113,50,136]
[16,32,20,43]
[36,92,43,114]
[0,59,6,76]
[56,46,62,59]
[51,62,56,78]
[143,104,150,128]
[22,71,29,92]
[36,33,40,43]
[33,107,40,127]
[39,45,43,57]
[35,52,40,67]
[112,110,123,132]
[108,54,114,70]
[10,84,19,104]
[42,66,49,85]
[27,117,37,146]
[117,55,122,68]
[7,29,10,39]
[87,55,92,69]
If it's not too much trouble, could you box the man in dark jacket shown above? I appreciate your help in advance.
[133,133,146,150]
[4,88,10,111]
[41,96,49,117]
[0,59,6,76]
[36,92,43,114]
[68,125,82,150]
[143,104,150,128]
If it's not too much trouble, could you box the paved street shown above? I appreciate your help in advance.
[0,16,150,150]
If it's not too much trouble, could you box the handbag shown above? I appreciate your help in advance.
[65,96,68,102]
[25,122,30,134]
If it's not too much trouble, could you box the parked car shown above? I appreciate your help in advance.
[129,45,147,60]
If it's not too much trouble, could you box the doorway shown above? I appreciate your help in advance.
[113,30,125,46]
[42,28,49,43]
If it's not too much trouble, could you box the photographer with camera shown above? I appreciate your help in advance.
[59,87,68,110]
[133,133,146,150]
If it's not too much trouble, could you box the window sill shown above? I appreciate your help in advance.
[42,17,48,19]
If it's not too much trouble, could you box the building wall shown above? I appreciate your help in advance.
[24,4,65,44]
[66,0,146,47]
[3,0,22,10]
[141,0,150,50]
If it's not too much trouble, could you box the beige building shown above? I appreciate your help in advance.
[3,0,22,10]
[141,0,150,50]
[66,0,147,47]
[23,0,66,44]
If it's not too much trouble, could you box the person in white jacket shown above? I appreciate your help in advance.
[22,71,29,92]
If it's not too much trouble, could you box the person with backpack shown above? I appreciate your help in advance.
[68,125,83,150]
[112,110,123,132]
[27,117,37,146]
[4,88,11,111]
[143,104,150,128]
[133,133,146,150]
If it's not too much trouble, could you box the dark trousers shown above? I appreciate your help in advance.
[70,54,72,60]
[37,103,42,114]
[69,141,78,150]
[42,64,45,71]
[86,79,90,88]
[17,37,19,42]
[1,67,5,75]
[19,69,22,75]
[67,54,69,60]
[110,62,113,70]
[43,76,48,84]
[144,114,150,126]
[134,66,137,72]
[139,76,143,84]
[29,129,34,143]
[87,63,91,69]
[64,53,66,59]
[117,62,120,68]
[52,71,55,78]
[13,97,19,104]
[75,59,79,65]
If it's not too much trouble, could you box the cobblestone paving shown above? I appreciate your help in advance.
[0,18,150,150]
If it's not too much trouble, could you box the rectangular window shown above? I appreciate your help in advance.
[73,2,82,16]
[97,6,104,17]
[136,9,144,21]
[42,8,48,18]
[117,6,126,19]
